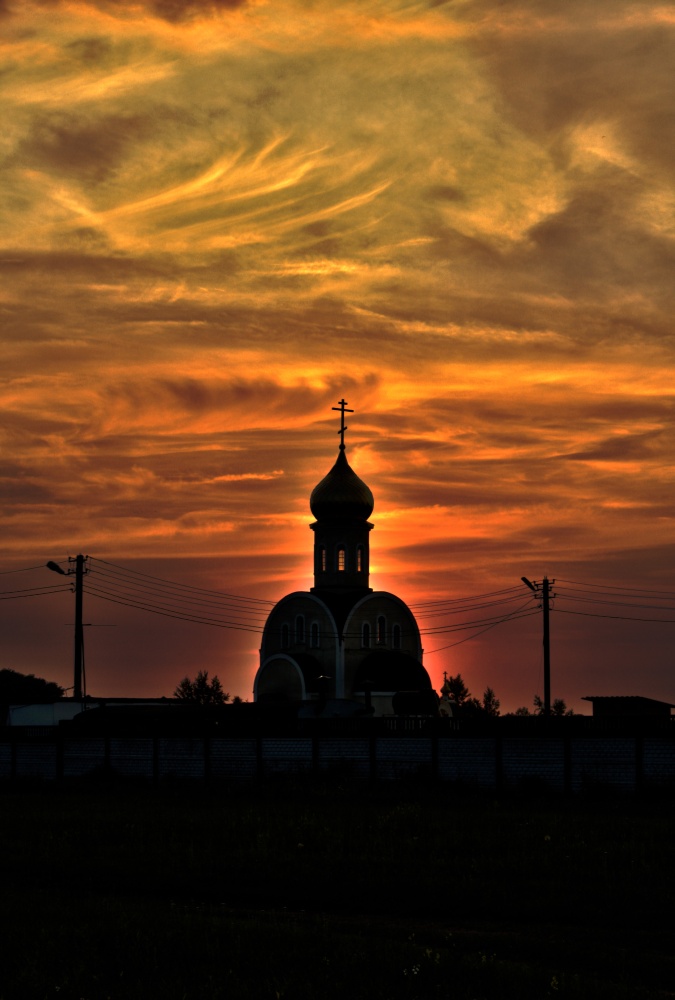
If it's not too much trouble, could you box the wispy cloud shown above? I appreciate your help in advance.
[1,0,674,709]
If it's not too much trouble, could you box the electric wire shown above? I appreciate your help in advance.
[414,591,535,619]
[554,608,675,624]
[557,577,675,598]
[91,558,275,606]
[0,584,72,600]
[553,580,675,622]
[341,598,541,640]
[410,584,524,608]
[86,572,270,624]
[83,584,266,633]
[86,561,542,637]
[84,557,274,630]
[0,564,50,575]
[555,591,675,612]
[0,556,543,643]
[10,555,675,644]
[425,603,540,653]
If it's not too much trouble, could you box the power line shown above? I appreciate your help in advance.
[84,585,267,633]
[0,564,50,575]
[555,591,675,612]
[414,591,535,619]
[91,558,275,606]
[557,577,675,598]
[86,573,270,623]
[410,584,524,608]
[0,584,72,601]
[555,608,675,624]
[425,603,540,653]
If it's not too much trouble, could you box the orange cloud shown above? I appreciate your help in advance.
[1,0,674,711]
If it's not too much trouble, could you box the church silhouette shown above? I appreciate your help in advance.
[254,400,434,716]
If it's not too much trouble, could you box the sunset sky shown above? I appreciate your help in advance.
[2,0,675,712]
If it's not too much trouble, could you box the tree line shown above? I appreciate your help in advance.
[0,666,571,717]
[442,673,573,717]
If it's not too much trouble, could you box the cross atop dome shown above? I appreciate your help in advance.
[310,403,374,524]
[332,398,354,451]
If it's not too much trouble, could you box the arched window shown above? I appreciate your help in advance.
[392,624,401,649]
[281,623,290,649]
[295,615,305,644]
[320,547,327,572]
[337,546,346,572]
[311,622,320,648]
[362,622,371,648]
[377,615,386,644]
[356,546,364,572]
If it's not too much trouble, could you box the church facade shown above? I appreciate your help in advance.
[254,401,434,717]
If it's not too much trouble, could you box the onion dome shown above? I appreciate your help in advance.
[310,447,374,521]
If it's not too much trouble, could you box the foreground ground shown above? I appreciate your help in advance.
[1,779,674,999]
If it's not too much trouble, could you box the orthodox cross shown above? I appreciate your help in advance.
[332,399,354,449]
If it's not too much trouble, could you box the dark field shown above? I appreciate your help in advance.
[1,780,674,999]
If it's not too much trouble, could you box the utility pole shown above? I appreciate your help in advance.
[73,554,85,701]
[46,554,88,700]
[521,575,554,718]
[541,576,551,718]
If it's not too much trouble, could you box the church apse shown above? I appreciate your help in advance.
[254,400,433,716]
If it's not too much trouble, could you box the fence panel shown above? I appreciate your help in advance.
[501,739,566,791]
[158,738,205,780]
[570,738,636,793]
[438,738,497,788]
[260,738,312,776]
[109,738,154,779]
[210,738,258,780]
[643,738,675,789]
[374,737,432,780]
[15,743,58,780]
[63,739,106,778]
[317,738,370,778]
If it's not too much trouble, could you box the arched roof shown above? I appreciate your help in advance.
[255,651,324,701]
[344,590,423,657]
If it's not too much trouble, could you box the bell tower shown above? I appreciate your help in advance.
[309,399,374,596]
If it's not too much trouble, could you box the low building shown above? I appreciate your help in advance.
[582,696,674,719]
[4,697,175,728]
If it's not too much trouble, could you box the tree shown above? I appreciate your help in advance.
[441,674,500,717]
[0,669,63,704]
[482,686,501,717]
[442,673,471,706]
[515,695,574,717]
[174,670,229,706]
[533,694,574,716]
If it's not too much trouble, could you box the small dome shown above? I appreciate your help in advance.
[310,447,374,521]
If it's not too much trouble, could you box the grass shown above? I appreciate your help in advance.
[1,778,674,998]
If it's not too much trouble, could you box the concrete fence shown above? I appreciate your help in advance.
[2,729,675,793]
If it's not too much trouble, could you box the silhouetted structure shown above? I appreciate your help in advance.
[582,696,674,719]
[254,401,433,716]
